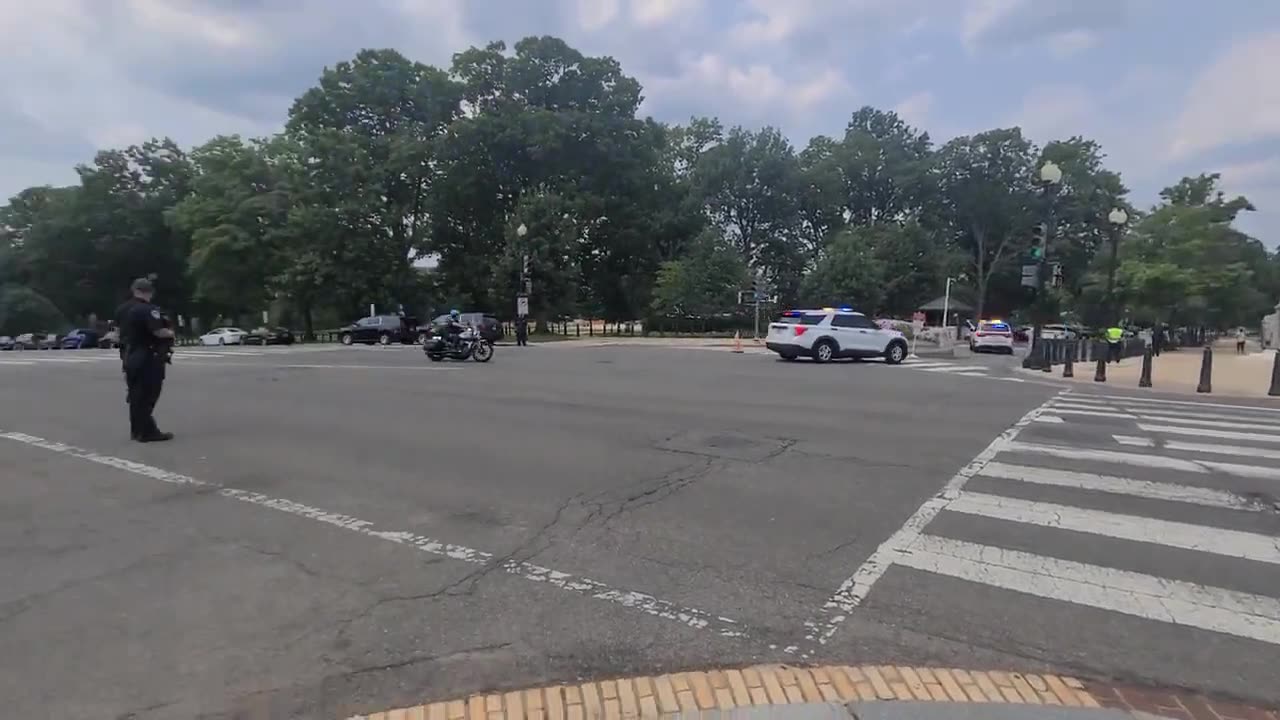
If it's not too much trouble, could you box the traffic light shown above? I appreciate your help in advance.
[1030,223,1047,260]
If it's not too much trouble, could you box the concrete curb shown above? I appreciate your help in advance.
[346,665,1100,720]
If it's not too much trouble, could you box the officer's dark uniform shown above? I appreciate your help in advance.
[515,316,528,347]
[115,284,170,441]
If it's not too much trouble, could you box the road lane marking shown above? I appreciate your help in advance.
[0,360,36,365]
[797,394,1060,654]
[1135,423,1280,443]
[0,429,743,638]
[1135,413,1280,429]
[1039,408,1135,419]
[1157,439,1280,461]
[918,366,988,374]
[1033,416,1065,424]
[978,462,1264,511]
[1003,441,1206,472]
[1100,438,1280,479]
[897,535,1280,645]
[947,492,1280,565]
[1069,394,1280,414]
[1114,435,1280,461]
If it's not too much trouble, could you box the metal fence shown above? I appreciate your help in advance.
[1034,338,1147,366]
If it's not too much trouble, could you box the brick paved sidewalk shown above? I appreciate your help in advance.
[348,664,1278,720]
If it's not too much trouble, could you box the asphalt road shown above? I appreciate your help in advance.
[1,342,1276,719]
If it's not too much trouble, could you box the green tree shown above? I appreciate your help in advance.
[835,107,933,227]
[694,126,804,300]
[433,37,669,320]
[799,227,886,311]
[1116,174,1269,327]
[650,230,747,318]
[935,128,1040,321]
[285,48,462,316]
[0,284,68,335]
[171,135,291,320]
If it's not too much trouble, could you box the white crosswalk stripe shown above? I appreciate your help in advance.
[873,393,1280,646]
[901,359,991,375]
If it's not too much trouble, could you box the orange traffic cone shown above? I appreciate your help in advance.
[732,331,744,353]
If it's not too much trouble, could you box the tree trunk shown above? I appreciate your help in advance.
[975,272,987,323]
[302,302,314,341]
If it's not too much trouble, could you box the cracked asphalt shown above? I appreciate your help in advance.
[2,344,1072,718]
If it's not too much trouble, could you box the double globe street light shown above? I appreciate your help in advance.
[1025,161,1063,369]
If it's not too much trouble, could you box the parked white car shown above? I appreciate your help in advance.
[199,327,247,346]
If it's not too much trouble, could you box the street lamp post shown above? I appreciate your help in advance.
[1025,161,1063,369]
[516,223,530,318]
[1106,208,1128,325]
[942,276,954,343]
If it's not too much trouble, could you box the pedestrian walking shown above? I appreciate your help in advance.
[114,277,175,442]
[1236,327,1247,355]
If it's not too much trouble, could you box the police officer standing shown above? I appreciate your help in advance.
[114,278,175,442]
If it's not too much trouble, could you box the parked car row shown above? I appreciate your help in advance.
[0,329,117,350]
[335,313,503,346]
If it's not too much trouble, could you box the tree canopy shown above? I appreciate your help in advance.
[1,37,1274,336]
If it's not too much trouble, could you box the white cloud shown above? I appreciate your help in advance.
[961,0,1138,55]
[893,91,934,129]
[629,0,703,27]
[1170,31,1280,161]
[793,68,853,110]
[729,0,933,48]
[1047,29,1099,57]
[125,0,261,50]
[961,0,1025,49]
[575,0,622,30]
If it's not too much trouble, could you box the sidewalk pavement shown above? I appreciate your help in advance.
[1052,342,1278,398]
[348,664,1278,720]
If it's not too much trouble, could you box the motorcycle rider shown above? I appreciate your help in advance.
[444,309,466,350]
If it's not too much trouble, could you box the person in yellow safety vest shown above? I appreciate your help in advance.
[1106,325,1124,364]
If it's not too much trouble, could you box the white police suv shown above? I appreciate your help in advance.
[764,308,910,364]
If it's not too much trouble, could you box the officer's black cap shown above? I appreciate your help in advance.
[131,277,155,293]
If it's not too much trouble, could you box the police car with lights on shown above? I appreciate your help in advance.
[765,307,910,364]
[969,319,1015,354]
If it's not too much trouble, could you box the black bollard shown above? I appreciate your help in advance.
[1269,351,1280,397]
[1139,347,1153,388]
[1196,346,1213,394]
[1094,344,1106,382]
[1041,340,1053,373]
[1063,349,1074,378]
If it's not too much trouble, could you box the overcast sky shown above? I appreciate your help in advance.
[2,0,1278,248]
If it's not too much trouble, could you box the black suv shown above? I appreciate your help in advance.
[339,315,419,346]
[430,313,503,344]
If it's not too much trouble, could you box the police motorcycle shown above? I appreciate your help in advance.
[424,324,493,363]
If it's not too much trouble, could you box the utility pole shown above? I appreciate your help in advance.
[751,272,762,340]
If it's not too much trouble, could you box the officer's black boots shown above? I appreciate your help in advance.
[135,431,174,443]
